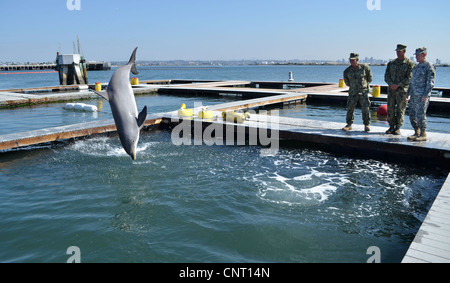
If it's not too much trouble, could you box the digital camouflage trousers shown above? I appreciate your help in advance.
[346,92,371,126]
[387,90,408,128]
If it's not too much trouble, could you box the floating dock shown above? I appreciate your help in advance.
[0,64,56,71]
[2,80,450,112]
[0,116,163,151]
[0,62,111,71]
[402,174,450,263]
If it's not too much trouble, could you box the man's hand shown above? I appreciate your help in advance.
[390,84,399,91]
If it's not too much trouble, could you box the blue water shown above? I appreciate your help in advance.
[0,66,448,263]
[2,65,450,90]
[0,131,445,263]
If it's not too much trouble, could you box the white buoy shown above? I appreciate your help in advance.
[78,85,89,92]
[82,104,98,112]
[64,103,75,110]
[288,72,294,82]
[74,103,86,111]
[64,102,98,112]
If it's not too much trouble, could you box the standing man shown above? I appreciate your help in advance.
[407,47,436,141]
[343,53,373,132]
[384,44,415,135]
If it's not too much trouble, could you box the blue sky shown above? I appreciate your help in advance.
[1,0,449,63]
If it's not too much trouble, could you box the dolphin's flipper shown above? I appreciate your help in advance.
[137,105,148,129]
[95,90,110,101]
[128,47,139,75]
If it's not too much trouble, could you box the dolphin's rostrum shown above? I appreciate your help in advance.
[95,47,147,160]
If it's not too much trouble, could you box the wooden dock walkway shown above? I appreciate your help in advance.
[162,110,450,169]
[0,115,163,151]
[402,174,450,263]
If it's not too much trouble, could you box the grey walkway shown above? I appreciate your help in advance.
[402,174,450,263]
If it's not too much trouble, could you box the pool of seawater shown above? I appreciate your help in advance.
[0,129,446,263]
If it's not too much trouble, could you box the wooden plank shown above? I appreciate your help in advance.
[402,248,450,263]
[403,174,450,263]
[158,85,290,97]
[209,93,307,111]
[0,85,86,93]
[0,120,116,150]
[0,116,163,151]
[0,91,96,108]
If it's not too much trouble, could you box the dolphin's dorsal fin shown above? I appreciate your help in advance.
[129,47,139,75]
[95,90,109,101]
[137,105,147,129]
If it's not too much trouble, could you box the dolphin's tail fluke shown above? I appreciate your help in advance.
[129,47,139,75]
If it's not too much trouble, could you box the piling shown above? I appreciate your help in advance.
[56,53,88,86]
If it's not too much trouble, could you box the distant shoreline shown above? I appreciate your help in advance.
[2,62,449,69]
[251,63,450,67]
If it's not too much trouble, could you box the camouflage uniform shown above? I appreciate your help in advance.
[343,62,373,126]
[407,61,435,132]
[384,57,415,130]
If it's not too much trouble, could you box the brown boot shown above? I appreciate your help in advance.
[342,124,352,131]
[407,128,421,141]
[385,127,395,134]
[415,131,427,142]
[393,127,401,136]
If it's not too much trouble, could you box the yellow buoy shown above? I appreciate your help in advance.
[222,111,249,123]
[178,104,193,117]
[131,77,139,85]
[372,85,381,97]
[95,82,102,92]
[339,79,345,88]
[178,109,193,117]
[198,110,214,119]
[198,106,214,119]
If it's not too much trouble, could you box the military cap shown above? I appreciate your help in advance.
[395,44,407,51]
[414,47,427,55]
[349,53,359,60]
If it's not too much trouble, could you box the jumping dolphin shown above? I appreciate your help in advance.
[95,47,147,160]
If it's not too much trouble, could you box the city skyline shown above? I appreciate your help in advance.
[3,55,447,67]
[1,0,449,64]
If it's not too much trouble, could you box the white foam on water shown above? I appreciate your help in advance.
[255,170,348,207]
[69,137,157,158]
